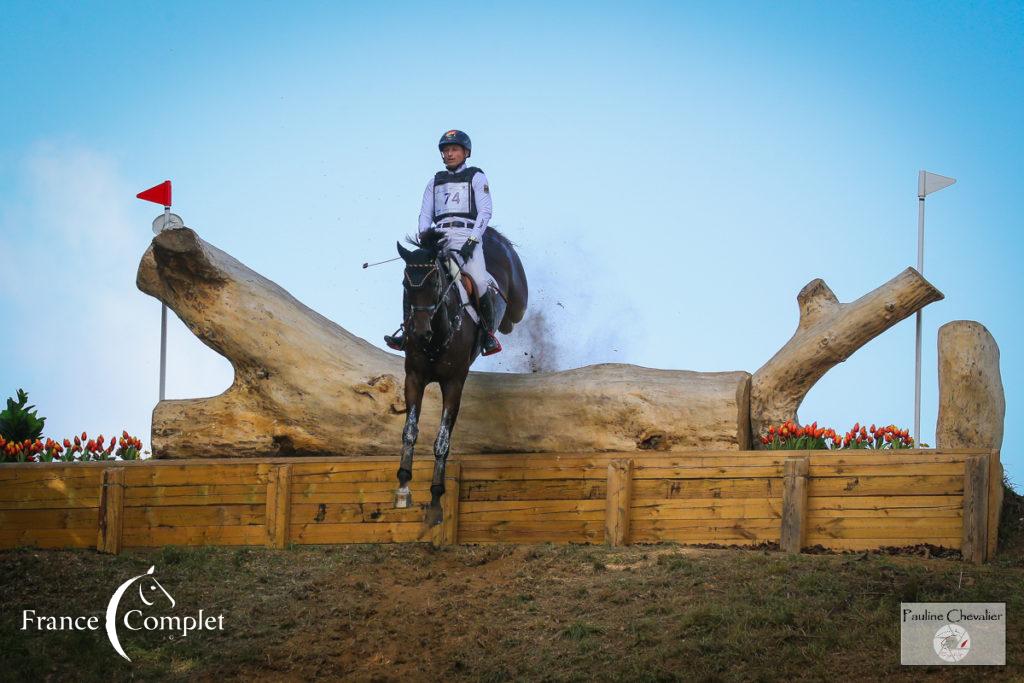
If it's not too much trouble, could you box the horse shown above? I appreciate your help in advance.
[393,227,528,526]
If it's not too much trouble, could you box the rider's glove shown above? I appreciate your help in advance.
[459,237,478,261]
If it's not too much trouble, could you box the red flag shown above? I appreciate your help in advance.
[137,180,172,207]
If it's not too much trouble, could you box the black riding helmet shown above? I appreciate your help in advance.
[438,129,471,156]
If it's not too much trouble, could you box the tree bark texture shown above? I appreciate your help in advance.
[750,268,944,441]
[137,228,751,458]
[936,320,1004,450]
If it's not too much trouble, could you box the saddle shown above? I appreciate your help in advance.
[442,254,509,323]
[442,256,481,324]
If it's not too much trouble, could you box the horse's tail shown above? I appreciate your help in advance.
[483,228,528,332]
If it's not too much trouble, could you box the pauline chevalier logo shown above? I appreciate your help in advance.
[22,565,225,662]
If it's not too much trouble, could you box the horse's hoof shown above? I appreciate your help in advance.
[394,487,413,509]
[424,505,444,527]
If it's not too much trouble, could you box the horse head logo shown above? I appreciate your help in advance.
[105,565,175,662]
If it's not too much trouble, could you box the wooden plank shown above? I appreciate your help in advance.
[124,464,268,487]
[0,476,102,500]
[291,480,433,495]
[988,449,1004,560]
[781,458,809,554]
[807,475,963,497]
[97,468,125,554]
[454,449,979,470]
[605,458,633,547]
[460,466,610,481]
[807,495,962,511]
[292,480,433,505]
[291,502,424,524]
[461,499,606,522]
[122,525,265,547]
[634,478,782,500]
[0,492,101,510]
[125,484,266,507]
[631,518,782,532]
[0,467,104,484]
[0,528,98,549]
[962,455,989,565]
[460,461,966,481]
[0,448,988,471]
[808,507,961,519]
[290,466,437,484]
[629,535,777,547]
[461,479,607,502]
[266,464,292,548]
[290,522,427,544]
[0,507,99,530]
[801,537,963,551]
[807,517,962,538]
[458,521,604,544]
[631,499,783,520]
[290,460,434,482]
[630,526,780,543]
[123,504,264,528]
[434,461,461,547]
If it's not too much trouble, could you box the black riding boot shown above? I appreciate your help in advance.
[478,288,507,356]
[385,295,410,351]
[384,326,406,351]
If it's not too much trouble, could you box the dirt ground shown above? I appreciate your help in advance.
[1,486,1021,682]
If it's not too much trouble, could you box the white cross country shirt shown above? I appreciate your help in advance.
[418,163,492,242]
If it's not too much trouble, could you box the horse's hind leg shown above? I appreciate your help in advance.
[395,375,425,508]
[425,377,465,526]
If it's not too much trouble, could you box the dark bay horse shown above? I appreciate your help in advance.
[394,228,527,526]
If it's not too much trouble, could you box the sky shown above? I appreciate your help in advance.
[0,2,1021,487]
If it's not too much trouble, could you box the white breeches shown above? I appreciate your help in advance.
[439,226,495,296]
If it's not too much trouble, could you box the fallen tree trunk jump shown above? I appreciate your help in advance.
[750,270,944,439]
[138,228,751,458]
[137,228,942,458]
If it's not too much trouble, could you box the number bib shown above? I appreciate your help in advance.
[434,181,472,217]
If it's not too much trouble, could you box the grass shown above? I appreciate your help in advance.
[0,484,1020,682]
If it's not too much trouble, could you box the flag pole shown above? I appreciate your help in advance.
[914,170,955,448]
[914,189,925,447]
[159,205,170,402]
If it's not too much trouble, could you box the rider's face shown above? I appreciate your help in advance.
[441,144,468,168]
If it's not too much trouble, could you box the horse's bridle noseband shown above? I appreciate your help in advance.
[402,257,464,358]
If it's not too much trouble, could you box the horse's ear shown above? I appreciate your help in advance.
[397,241,412,261]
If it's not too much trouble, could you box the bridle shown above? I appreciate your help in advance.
[402,254,464,359]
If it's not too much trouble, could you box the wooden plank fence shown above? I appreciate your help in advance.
[0,449,1003,563]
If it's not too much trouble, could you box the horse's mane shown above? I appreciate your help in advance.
[406,226,516,253]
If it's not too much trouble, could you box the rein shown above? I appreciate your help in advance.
[403,255,465,359]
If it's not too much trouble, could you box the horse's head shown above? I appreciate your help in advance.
[397,231,450,349]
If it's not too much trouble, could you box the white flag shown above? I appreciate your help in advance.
[918,170,956,198]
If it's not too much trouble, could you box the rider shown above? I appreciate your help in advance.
[385,129,505,356]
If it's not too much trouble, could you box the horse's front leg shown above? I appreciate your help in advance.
[395,374,425,508]
[425,376,466,526]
